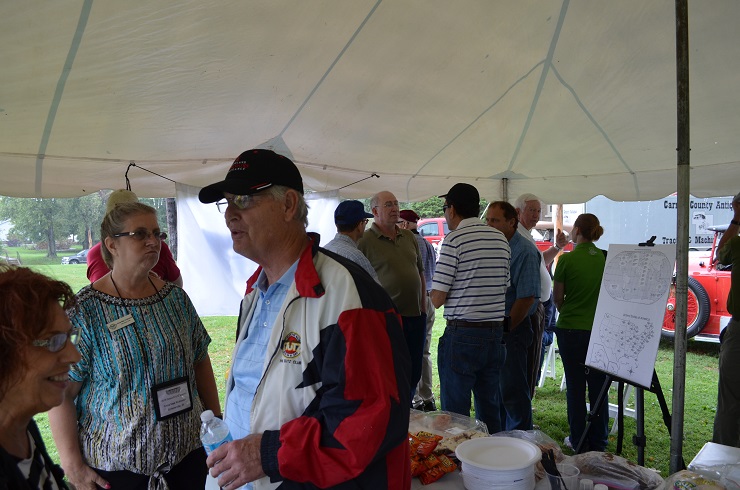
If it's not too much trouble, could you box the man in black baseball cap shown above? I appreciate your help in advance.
[200,149,412,489]
[198,149,304,204]
[438,182,480,219]
[429,182,511,434]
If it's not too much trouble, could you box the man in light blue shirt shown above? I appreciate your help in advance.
[486,201,540,431]
[323,200,379,282]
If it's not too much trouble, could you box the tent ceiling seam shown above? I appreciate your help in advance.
[549,64,641,198]
[277,0,383,137]
[507,0,570,173]
[403,61,545,200]
[34,0,93,197]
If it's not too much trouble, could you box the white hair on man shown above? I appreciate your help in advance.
[514,193,543,212]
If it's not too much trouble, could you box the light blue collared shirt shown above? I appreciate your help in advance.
[224,260,299,490]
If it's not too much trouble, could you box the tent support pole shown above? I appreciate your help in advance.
[671,0,690,474]
[501,177,509,202]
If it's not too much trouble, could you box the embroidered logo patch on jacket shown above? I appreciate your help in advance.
[281,332,301,360]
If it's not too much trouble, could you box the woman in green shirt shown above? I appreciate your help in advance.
[553,213,608,453]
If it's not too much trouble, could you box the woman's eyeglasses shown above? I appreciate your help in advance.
[32,327,81,353]
[112,230,167,241]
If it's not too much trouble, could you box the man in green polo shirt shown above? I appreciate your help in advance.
[713,193,740,447]
[359,190,426,402]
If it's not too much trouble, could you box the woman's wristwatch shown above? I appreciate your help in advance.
[553,243,562,251]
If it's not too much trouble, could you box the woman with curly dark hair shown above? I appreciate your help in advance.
[0,265,80,489]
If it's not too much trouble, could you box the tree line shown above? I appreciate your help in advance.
[1,192,476,259]
[0,193,173,257]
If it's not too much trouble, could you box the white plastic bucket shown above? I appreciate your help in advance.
[456,436,541,490]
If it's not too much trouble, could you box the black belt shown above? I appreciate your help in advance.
[446,319,503,328]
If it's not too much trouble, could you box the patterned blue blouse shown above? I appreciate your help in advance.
[68,283,211,475]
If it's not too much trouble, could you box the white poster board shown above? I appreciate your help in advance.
[585,243,676,388]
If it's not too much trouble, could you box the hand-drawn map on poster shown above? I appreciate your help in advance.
[585,244,676,388]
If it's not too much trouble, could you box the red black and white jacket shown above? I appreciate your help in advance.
[225,234,411,489]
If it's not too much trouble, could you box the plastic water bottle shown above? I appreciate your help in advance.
[200,410,233,455]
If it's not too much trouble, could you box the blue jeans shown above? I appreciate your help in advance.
[555,327,609,451]
[500,317,534,431]
[403,314,427,400]
[438,324,505,434]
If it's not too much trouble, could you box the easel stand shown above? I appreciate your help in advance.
[575,369,683,469]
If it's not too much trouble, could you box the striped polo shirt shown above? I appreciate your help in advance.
[432,217,511,321]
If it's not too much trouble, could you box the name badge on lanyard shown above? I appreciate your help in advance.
[152,376,193,421]
[107,314,135,333]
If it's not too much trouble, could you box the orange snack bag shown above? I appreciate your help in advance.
[436,454,457,473]
[415,431,442,458]
[408,433,422,453]
[421,453,441,470]
[418,465,447,485]
[410,457,426,477]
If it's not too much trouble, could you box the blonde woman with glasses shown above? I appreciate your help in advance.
[49,202,220,490]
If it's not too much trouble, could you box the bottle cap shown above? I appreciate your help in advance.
[200,410,215,422]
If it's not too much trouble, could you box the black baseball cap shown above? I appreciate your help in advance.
[439,183,479,208]
[199,149,304,203]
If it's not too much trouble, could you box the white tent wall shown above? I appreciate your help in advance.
[176,183,339,316]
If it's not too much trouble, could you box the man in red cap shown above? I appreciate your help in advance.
[398,209,437,411]
[198,149,411,490]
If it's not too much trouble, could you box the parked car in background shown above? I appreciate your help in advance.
[532,221,574,253]
[61,249,89,265]
[417,217,449,249]
[662,224,732,342]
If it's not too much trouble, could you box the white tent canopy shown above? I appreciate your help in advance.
[2,1,739,203]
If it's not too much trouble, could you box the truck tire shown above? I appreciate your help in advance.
[661,277,711,340]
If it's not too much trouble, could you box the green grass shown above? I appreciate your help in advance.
[32,312,719,479]
[16,246,718,480]
[421,312,718,477]
[31,264,91,294]
[4,245,86,266]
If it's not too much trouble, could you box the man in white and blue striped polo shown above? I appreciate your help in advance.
[430,183,511,434]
